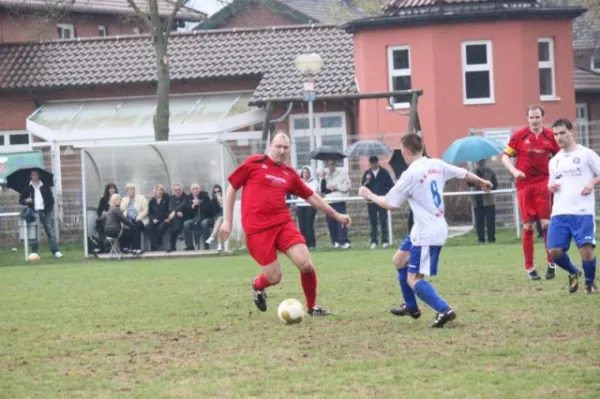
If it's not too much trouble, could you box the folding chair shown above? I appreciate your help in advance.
[105,230,123,260]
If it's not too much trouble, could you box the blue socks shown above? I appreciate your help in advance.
[582,258,596,286]
[552,252,579,275]
[413,280,449,313]
[397,268,418,311]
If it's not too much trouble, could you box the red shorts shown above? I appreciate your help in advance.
[246,221,306,266]
[517,180,551,223]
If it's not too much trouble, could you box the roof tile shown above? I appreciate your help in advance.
[0,25,356,103]
[0,0,206,21]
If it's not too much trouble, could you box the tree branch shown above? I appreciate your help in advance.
[125,0,154,31]
[165,0,188,36]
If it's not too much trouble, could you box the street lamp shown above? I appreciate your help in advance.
[295,53,323,170]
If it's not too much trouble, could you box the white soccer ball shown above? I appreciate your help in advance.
[277,298,305,325]
[27,253,40,262]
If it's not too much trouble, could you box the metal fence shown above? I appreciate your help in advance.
[3,120,599,250]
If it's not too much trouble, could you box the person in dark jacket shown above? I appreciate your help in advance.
[95,183,117,247]
[205,184,224,251]
[166,183,188,252]
[104,194,137,253]
[183,183,214,250]
[146,184,171,251]
[19,170,62,258]
[468,159,498,243]
[361,156,395,248]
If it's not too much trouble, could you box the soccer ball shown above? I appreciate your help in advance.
[27,253,40,262]
[277,298,305,325]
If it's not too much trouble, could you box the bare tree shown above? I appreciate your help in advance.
[125,0,190,141]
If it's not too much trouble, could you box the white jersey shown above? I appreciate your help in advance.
[549,145,600,216]
[385,157,468,246]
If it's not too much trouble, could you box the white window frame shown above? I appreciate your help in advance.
[461,40,495,105]
[387,45,412,109]
[538,37,557,101]
[591,54,600,73]
[57,23,75,40]
[575,103,590,148]
[0,130,32,153]
[289,112,348,171]
[98,25,107,37]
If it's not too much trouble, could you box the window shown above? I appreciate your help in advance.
[576,103,590,148]
[0,131,31,153]
[57,23,75,40]
[462,40,494,105]
[387,46,412,107]
[9,134,29,145]
[538,38,556,100]
[98,25,107,37]
[591,55,600,72]
[289,113,347,170]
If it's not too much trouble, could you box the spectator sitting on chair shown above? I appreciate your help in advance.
[119,183,148,253]
[468,159,498,243]
[361,156,394,249]
[147,184,171,251]
[104,193,136,252]
[321,159,352,249]
[167,183,187,252]
[184,183,214,250]
[95,183,117,250]
[19,170,63,258]
[206,184,224,251]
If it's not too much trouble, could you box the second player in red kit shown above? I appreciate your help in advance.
[502,105,560,280]
[219,132,351,315]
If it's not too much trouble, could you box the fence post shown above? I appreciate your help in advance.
[512,186,521,238]
[387,209,393,245]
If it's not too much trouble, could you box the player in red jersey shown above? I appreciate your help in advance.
[218,132,352,315]
[501,105,560,281]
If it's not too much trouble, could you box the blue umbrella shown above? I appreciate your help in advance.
[442,136,505,164]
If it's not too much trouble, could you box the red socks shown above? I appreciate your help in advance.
[301,268,318,310]
[253,273,272,291]
[542,228,553,263]
[523,229,534,270]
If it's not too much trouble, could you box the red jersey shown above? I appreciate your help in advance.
[504,127,559,190]
[228,154,314,235]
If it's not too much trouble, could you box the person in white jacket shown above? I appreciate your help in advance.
[321,159,352,249]
[296,166,319,249]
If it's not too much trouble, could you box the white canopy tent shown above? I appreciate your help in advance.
[80,140,243,257]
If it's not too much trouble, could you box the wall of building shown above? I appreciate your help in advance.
[353,19,577,157]
[0,9,145,43]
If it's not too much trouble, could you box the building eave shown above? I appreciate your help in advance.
[342,7,587,32]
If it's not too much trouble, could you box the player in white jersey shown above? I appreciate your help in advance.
[359,133,493,328]
[547,118,600,294]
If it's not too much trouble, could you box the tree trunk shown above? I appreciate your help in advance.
[153,37,170,141]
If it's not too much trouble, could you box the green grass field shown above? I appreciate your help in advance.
[1,230,599,398]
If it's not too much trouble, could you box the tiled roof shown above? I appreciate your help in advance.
[383,0,491,11]
[0,25,356,103]
[573,11,600,50]
[574,67,600,93]
[0,0,206,21]
[281,0,371,23]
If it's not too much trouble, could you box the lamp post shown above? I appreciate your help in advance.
[295,53,323,171]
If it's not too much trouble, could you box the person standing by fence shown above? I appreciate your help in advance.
[468,159,498,243]
[361,156,394,249]
[296,166,319,250]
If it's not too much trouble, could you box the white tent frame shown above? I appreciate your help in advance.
[79,139,231,258]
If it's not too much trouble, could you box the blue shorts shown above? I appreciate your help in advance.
[408,245,443,277]
[547,215,596,251]
[399,235,412,252]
